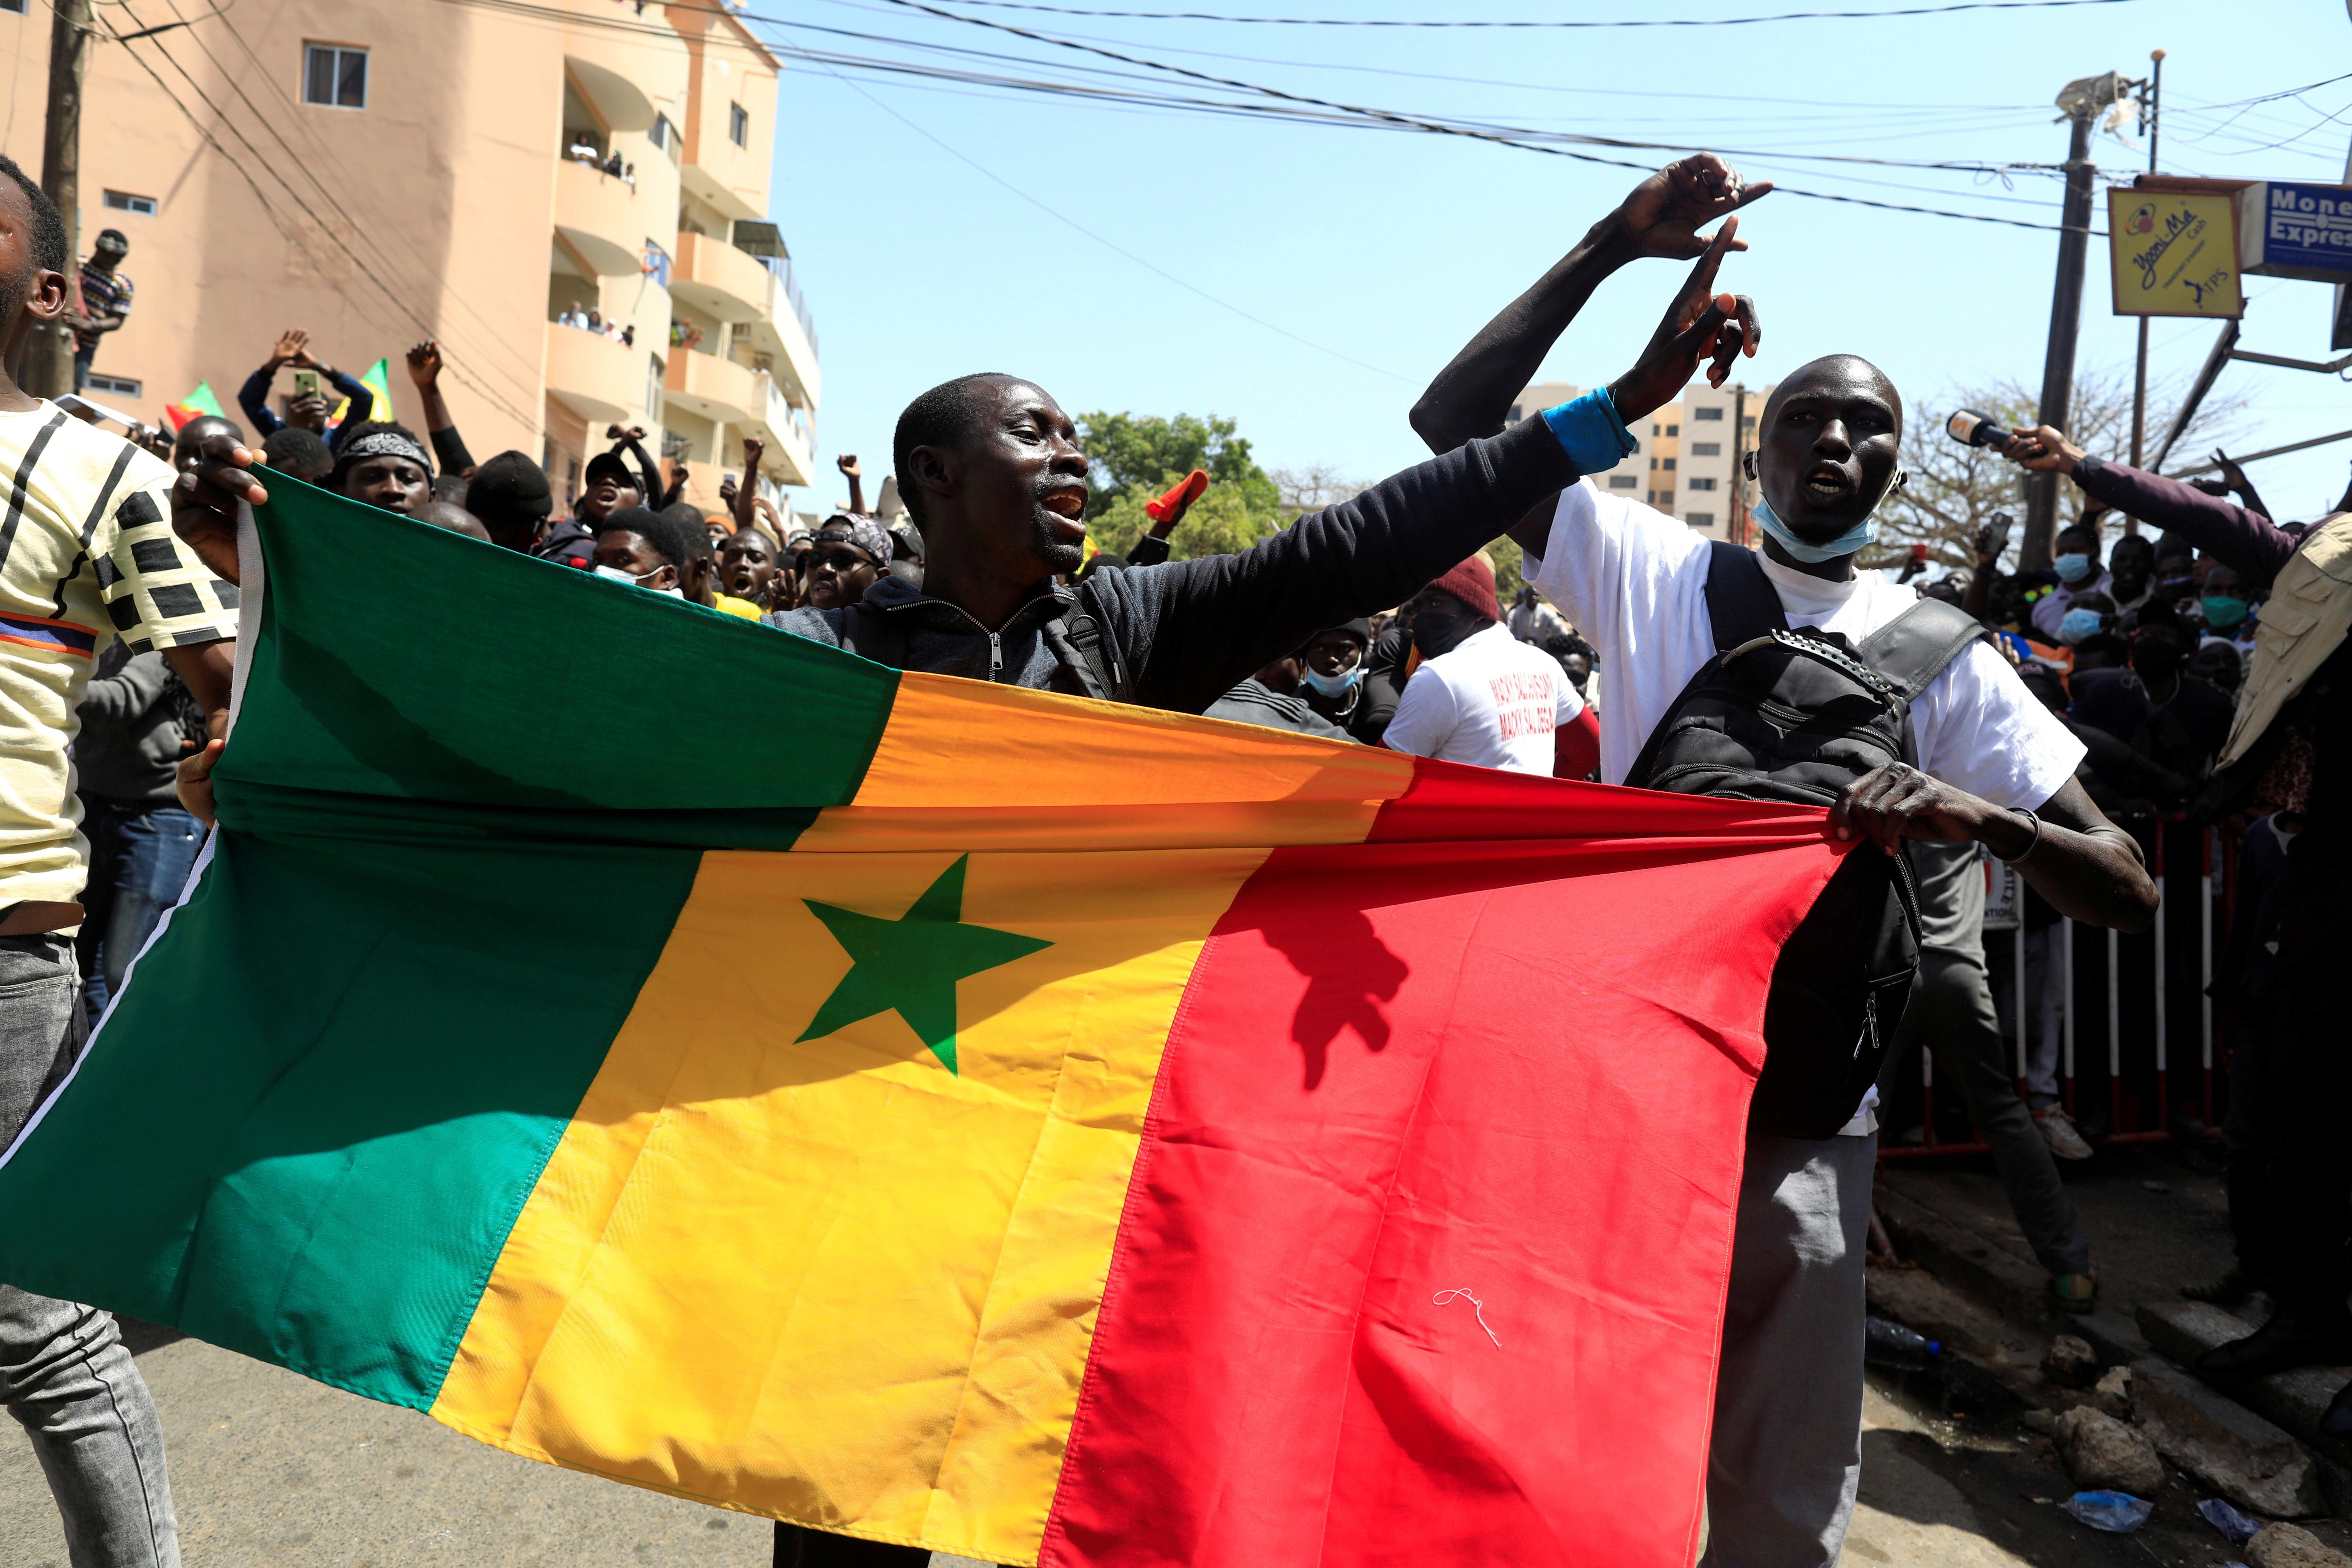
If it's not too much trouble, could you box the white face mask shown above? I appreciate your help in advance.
[594,563,682,598]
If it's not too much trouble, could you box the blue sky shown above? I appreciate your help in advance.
[758,0,2352,522]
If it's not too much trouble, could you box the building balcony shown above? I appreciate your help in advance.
[739,265,821,412]
[743,370,814,488]
[670,231,771,324]
[564,52,657,135]
[553,158,647,277]
[663,346,757,426]
[545,321,644,424]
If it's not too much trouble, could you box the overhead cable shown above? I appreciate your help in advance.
[107,6,547,432]
[902,0,2135,26]
[858,0,2099,230]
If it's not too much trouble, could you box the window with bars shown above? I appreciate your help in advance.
[103,191,157,216]
[304,44,368,108]
[1693,406,1723,421]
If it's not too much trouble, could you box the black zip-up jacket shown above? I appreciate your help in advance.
[764,416,1579,712]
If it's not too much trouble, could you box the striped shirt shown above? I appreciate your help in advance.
[74,260,133,353]
[0,403,239,906]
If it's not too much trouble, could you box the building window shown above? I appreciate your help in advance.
[1508,404,1524,422]
[729,101,748,147]
[1661,458,1676,471]
[1685,512,1716,527]
[1665,424,1679,437]
[1690,442,1720,456]
[102,190,156,217]
[0,0,25,15]
[304,44,368,109]
[650,113,681,163]
[1687,476,1717,491]
[1742,415,1757,429]
[1693,406,1723,421]
[647,354,665,420]
[86,373,142,397]
[1607,474,1638,489]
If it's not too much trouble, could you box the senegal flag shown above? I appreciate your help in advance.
[0,480,1849,1566]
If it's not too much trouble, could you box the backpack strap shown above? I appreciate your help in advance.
[1043,608,1131,704]
[1854,597,1988,702]
[1703,539,1788,650]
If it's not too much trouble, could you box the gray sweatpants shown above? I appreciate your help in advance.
[1698,1132,1874,1568]
[0,933,180,1568]
[1884,947,2091,1276]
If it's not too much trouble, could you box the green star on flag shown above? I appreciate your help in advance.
[797,855,1053,1074]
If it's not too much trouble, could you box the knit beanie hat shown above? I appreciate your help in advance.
[1427,554,1499,623]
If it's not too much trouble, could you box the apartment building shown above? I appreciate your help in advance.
[1509,380,1773,544]
[0,0,818,514]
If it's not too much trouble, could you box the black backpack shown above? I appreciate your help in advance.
[1625,542,1988,1138]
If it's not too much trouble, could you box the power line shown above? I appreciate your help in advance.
[430,0,2105,234]
[808,57,1413,380]
[141,0,552,421]
[106,6,547,432]
[904,0,2135,24]
[854,0,2100,230]
[197,3,557,406]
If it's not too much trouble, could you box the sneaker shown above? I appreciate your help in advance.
[2033,1105,2094,1161]
[2052,1272,2099,1314]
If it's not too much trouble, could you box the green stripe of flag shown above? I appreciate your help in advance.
[220,481,898,813]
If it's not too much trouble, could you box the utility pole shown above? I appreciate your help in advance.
[2127,49,2166,518]
[30,0,94,399]
[2025,70,2128,569]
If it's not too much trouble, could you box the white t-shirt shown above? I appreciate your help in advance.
[1382,621,1584,775]
[1524,482,2089,1136]
[1525,481,2086,804]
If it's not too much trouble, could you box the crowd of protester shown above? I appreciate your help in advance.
[4,141,2348,1568]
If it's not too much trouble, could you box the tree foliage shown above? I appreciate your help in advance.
[1074,410,1287,562]
[1875,366,2246,575]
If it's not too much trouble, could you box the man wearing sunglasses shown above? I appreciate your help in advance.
[799,517,889,613]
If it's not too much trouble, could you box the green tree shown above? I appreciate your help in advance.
[1075,411,1286,561]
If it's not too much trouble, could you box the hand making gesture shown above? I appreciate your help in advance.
[406,340,444,389]
[1608,153,1774,262]
[1605,220,1762,421]
[271,328,311,368]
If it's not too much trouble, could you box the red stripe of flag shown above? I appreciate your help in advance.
[1044,770,1843,1568]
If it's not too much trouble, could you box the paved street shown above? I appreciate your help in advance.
[8,1304,2345,1565]
[0,1319,768,1568]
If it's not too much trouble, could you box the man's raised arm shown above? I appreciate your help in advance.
[1109,221,1765,714]
[1409,153,1768,457]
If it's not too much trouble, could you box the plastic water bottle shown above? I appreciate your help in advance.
[1864,1315,1942,1372]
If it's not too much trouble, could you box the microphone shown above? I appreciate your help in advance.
[1944,408,2016,449]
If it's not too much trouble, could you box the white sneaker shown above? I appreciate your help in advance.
[2033,1104,2094,1161]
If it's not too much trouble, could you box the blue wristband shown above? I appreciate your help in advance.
[1541,388,1638,475]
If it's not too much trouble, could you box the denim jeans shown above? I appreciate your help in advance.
[75,802,203,1026]
[0,933,180,1567]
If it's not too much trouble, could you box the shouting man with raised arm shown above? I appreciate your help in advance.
[172,153,1817,1568]
[1413,152,2155,1568]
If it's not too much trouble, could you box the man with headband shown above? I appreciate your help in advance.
[326,421,434,517]
[1414,224,2156,1565]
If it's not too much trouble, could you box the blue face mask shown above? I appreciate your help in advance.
[2201,594,2249,630]
[2058,607,2106,645]
[1752,495,1880,565]
[1300,666,1364,699]
[2053,552,2095,584]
